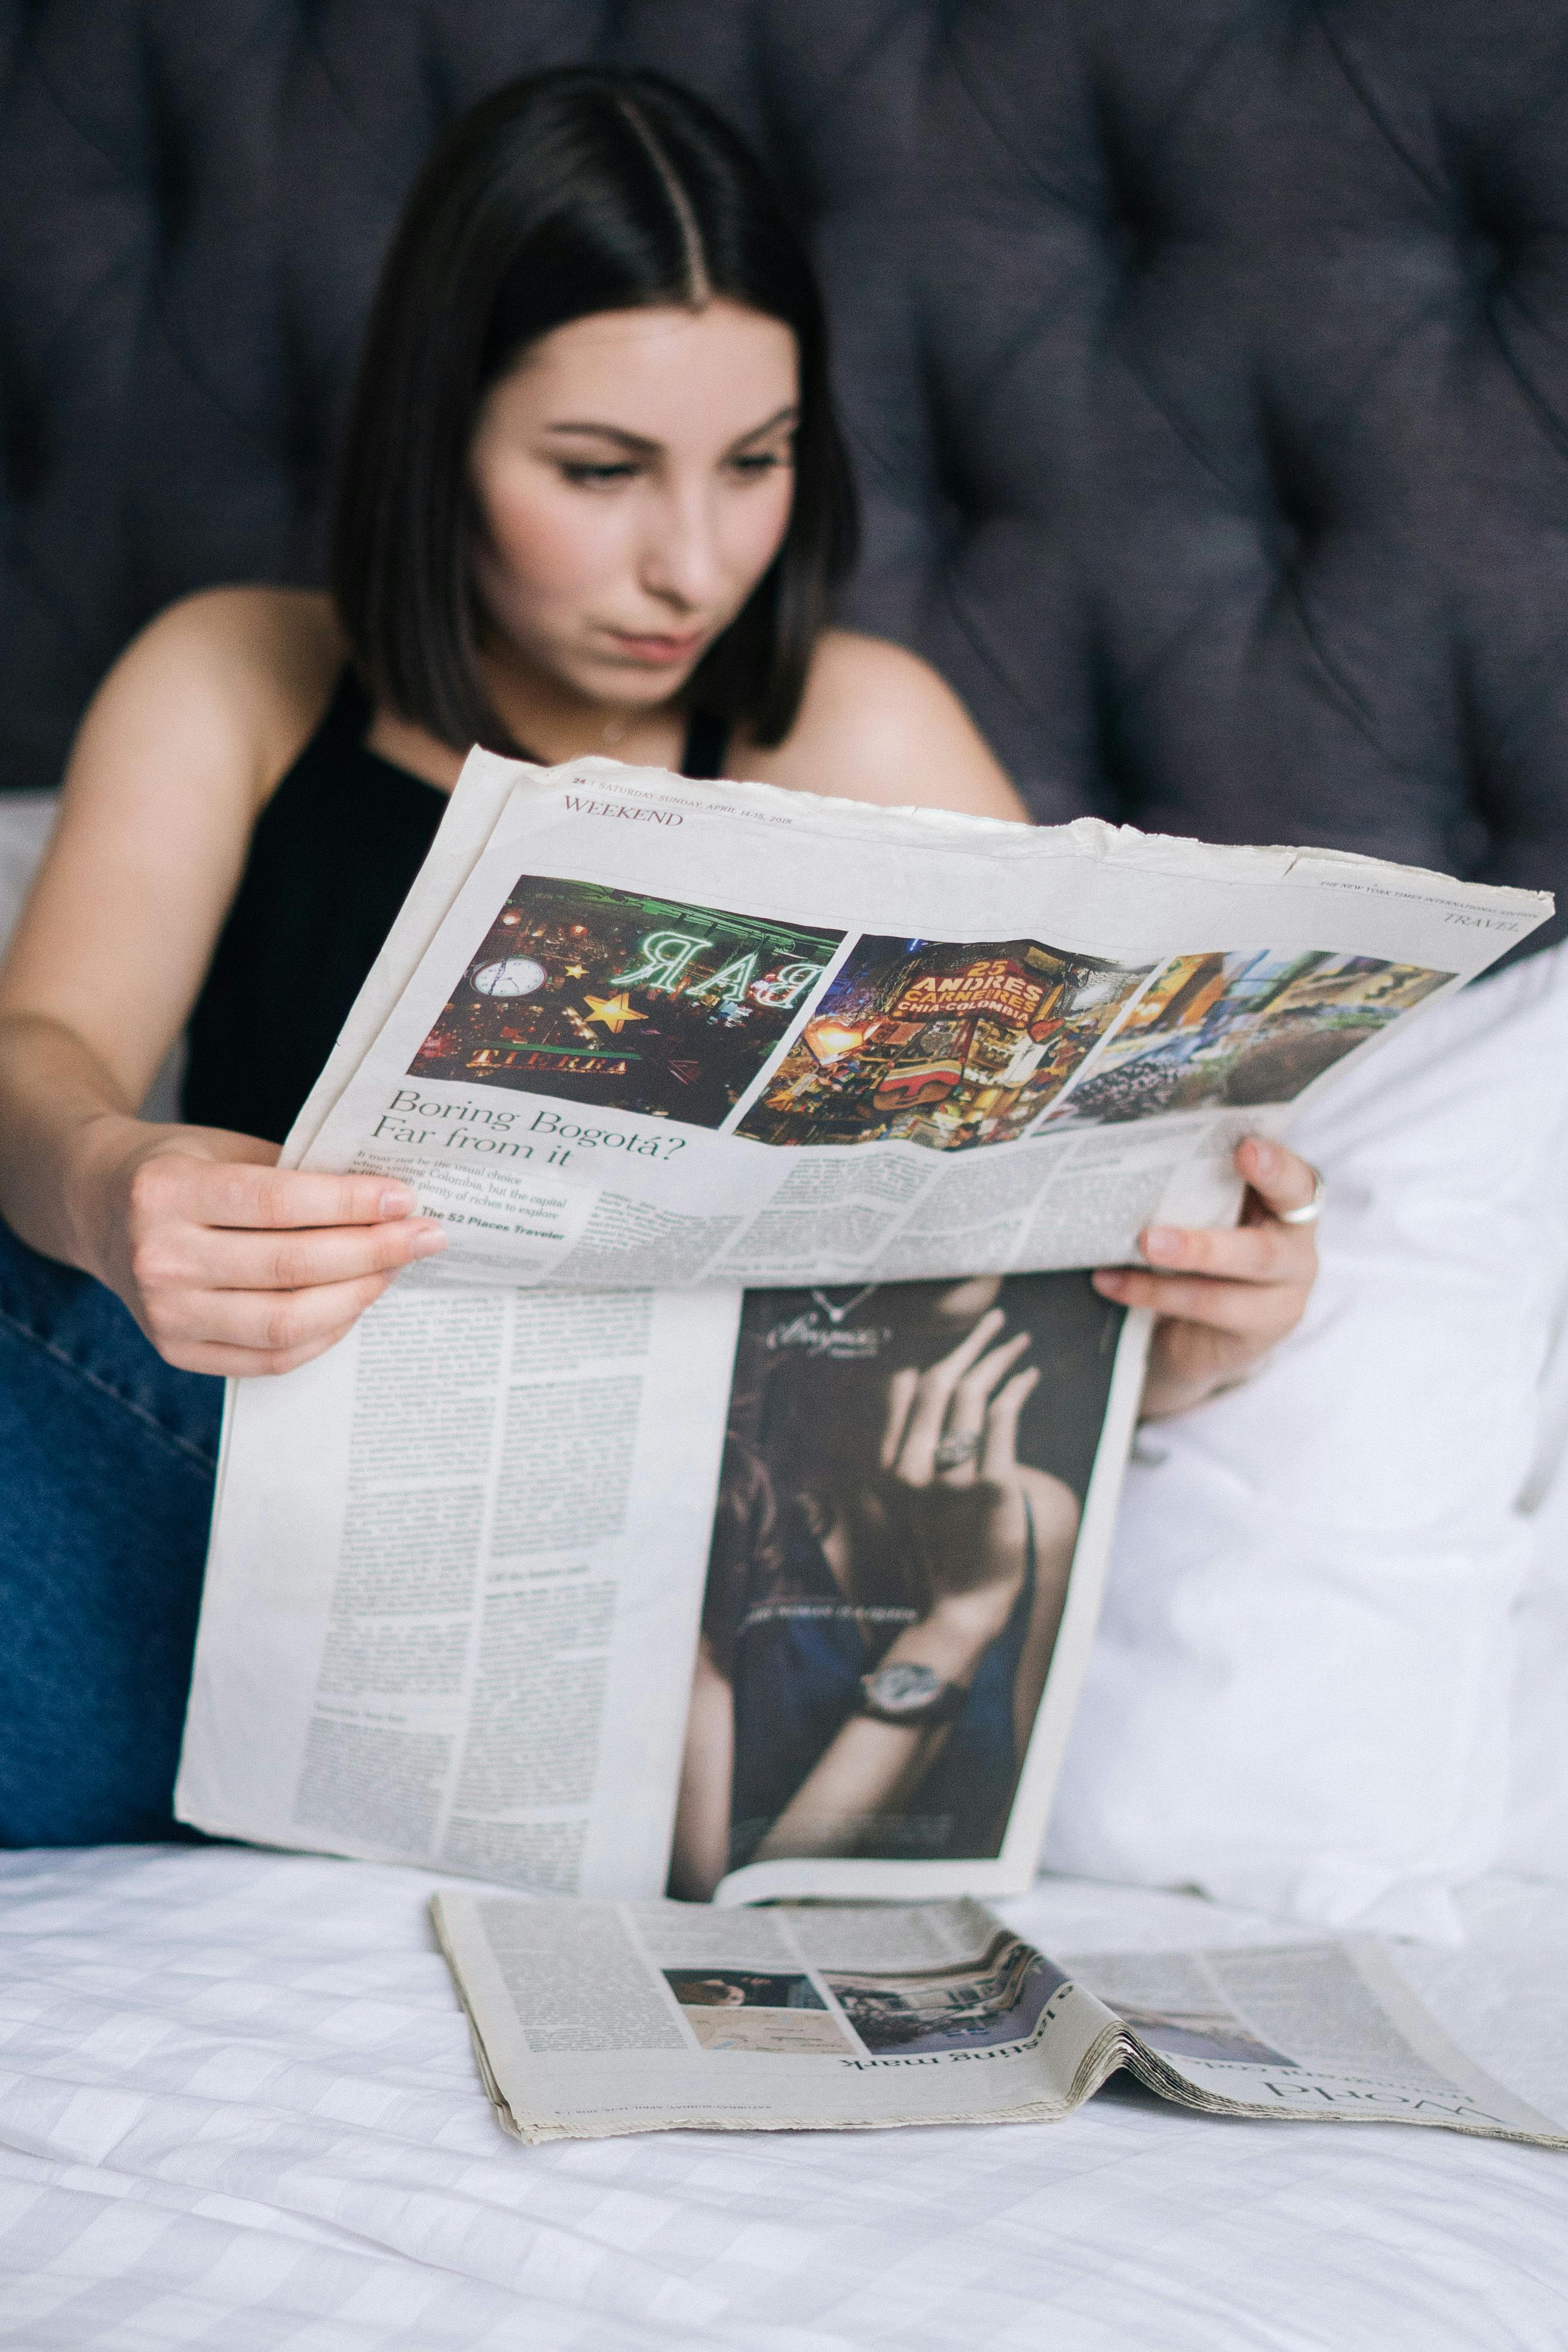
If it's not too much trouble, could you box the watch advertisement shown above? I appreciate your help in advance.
[669,1271,1125,1898]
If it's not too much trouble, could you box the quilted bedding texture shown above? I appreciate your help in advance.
[1,1844,1566,2352]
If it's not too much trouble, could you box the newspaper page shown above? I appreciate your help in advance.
[672,1275,1150,1907]
[431,1893,1568,2148]
[1065,1941,1567,2145]
[284,751,1553,1290]
[175,1273,1149,1904]
[175,1281,742,1897]
[432,1894,1117,2137]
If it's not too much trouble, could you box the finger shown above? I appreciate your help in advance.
[145,1270,396,1357]
[896,1309,1007,1477]
[130,1154,421,1235]
[927,1339,1028,1490]
[880,1367,920,1470]
[1092,1267,1303,1339]
[1136,1220,1313,1285]
[1233,1135,1319,1221]
[940,1326,1034,1448]
[979,1364,1040,1484]
[142,1214,447,1293]
[149,1331,362,1380]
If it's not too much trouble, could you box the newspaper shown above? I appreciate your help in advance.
[175,1269,1151,1903]
[279,751,1552,1289]
[174,755,1552,1903]
[430,1892,1568,2148]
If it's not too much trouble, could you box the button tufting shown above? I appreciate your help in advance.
[0,0,1561,950]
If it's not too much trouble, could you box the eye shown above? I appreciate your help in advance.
[560,460,640,486]
[728,448,792,479]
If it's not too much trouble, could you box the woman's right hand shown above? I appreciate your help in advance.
[74,1116,446,1377]
[877,1307,1040,1644]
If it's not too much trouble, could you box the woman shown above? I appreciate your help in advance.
[671,1276,1094,1901]
[0,67,1318,1846]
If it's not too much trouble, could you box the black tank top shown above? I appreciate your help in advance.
[182,670,730,1146]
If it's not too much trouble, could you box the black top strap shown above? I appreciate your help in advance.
[681,708,730,780]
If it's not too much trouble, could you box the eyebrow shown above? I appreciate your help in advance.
[542,404,801,457]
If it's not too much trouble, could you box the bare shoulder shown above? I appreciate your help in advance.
[17,588,345,989]
[1,590,347,1074]
[125,584,341,686]
[1019,1464,1082,1555]
[736,630,1028,822]
[77,587,344,807]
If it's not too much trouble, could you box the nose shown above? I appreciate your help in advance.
[638,475,725,614]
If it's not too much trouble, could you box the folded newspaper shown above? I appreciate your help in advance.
[277,750,1550,1285]
[432,1892,1567,2147]
[174,751,1552,1910]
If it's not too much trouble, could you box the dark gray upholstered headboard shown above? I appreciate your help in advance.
[3,2,1567,951]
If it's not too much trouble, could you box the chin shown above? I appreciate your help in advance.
[578,661,702,708]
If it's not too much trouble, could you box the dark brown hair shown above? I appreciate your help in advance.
[331,65,858,752]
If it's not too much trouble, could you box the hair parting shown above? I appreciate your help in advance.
[612,94,713,305]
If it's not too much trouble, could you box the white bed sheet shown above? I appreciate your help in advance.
[1,1848,1566,2350]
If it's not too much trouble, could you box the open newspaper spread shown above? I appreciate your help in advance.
[277,749,1552,1288]
[175,1270,1152,1904]
[430,1894,1568,2148]
[174,751,1552,1910]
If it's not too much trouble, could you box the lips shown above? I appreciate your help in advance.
[602,629,709,667]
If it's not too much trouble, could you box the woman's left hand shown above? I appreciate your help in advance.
[1091,1137,1320,1420]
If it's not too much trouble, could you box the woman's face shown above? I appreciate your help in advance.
[468,299,800,711]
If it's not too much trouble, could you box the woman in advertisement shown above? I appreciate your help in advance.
[670,1275,1114,1898]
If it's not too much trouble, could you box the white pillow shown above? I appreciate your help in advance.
[1046,939,1568,1943]
[1502,1218,1568,1880]
[0,792,58,954]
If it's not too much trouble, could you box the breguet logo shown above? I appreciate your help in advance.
[765,1288,890,1359]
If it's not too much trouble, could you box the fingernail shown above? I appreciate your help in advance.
[380,1186,418,1217]
[1249,1141,1277,1175]
[410,1224,447,1256]
[1143,1226,1183,1262]
[1091,1269,1123,1294]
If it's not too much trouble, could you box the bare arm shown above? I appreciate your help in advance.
[668,1637,737,1902]
[0,589,445,1373]
[749,1602,1013,1869]
[738,630,1029,821]
[1010,1471,1080,1766]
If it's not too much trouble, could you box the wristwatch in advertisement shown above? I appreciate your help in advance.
[854,1661,967,1727]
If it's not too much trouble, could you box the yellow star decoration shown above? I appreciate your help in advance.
[564,961,587,978]
[582,992,647,1034]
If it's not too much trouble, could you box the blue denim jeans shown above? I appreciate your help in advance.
[0,1220,223,1845]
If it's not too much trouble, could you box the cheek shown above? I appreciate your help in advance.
[722,476,796,586]
[477,463,624,604]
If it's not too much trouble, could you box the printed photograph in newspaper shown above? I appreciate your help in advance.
[823,1931,1068,2056]
[1045,949,1453,1129]
[669,1270,1124,1899]
[408,874,842,1129]
[733,935,1150,1151]
[662,1969,852,2054]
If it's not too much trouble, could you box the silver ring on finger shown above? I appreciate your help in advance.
[933,1432,984,1472]
[1276,1166,1325,1226]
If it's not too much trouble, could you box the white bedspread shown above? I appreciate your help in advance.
[2,1848,1566,2349]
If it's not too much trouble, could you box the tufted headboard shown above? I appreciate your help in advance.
[3,1,1566,951]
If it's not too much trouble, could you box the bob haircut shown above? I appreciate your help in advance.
[331,66,859,754]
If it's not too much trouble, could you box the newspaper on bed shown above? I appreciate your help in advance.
[430,1892,1568,2148]
[279,748,1552,1289]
